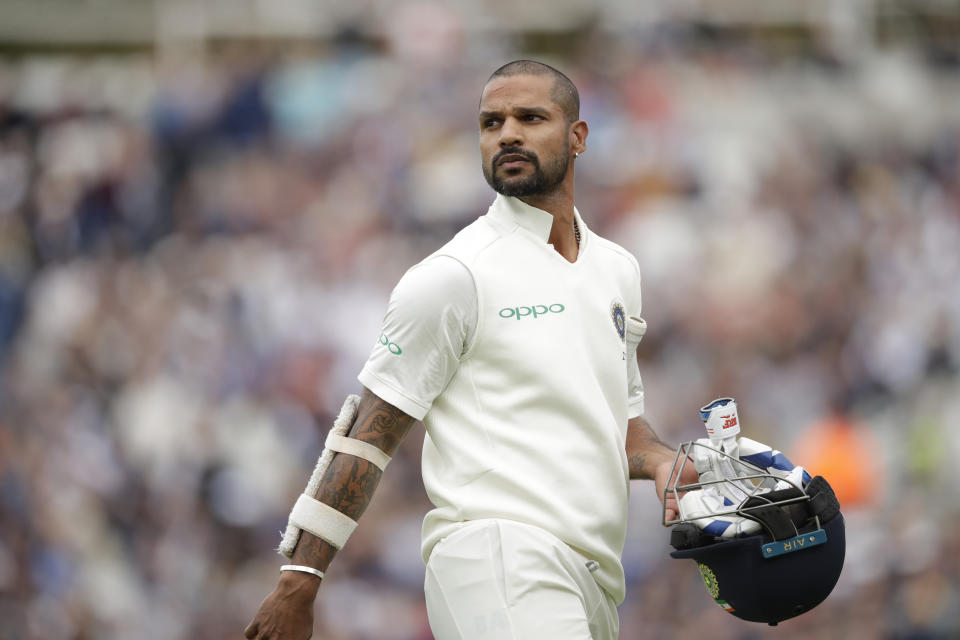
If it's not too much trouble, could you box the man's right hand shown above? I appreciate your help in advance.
[244,572,320,640]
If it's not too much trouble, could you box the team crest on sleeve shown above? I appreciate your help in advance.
[610,300,626,342]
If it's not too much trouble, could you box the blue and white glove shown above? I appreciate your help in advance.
[678,398,812,539]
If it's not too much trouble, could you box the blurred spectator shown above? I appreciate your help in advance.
[791,411,883,509]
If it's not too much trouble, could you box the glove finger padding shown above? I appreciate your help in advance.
[737,437,812,488]
[691,438,758,506]
[679,485,762,538]
[679,435,811,540]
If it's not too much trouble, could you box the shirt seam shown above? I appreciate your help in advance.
[454,217,509,362]
[425,253,481,360]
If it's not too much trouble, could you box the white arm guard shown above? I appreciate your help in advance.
[278,394,392,558]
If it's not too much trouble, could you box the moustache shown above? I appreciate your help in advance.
[493,148,539,167]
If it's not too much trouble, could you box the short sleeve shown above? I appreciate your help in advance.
[627,357,645,419]
[626,263,645,419]
[358,256,476,420]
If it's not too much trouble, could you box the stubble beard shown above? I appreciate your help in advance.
[485,146,571,198]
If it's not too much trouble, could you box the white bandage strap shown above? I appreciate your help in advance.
[289,493,358,550]
[279,394,360,558]
[325,432,392,471]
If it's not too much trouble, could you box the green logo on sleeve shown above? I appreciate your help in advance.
[377,333,402,355]
[498,303,565,320]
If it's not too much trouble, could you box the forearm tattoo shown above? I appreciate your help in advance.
[291,390,415,570]
[628,452,649,478]
[349,390,415,455]
[626,416,674,480]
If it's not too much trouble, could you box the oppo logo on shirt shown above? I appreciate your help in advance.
[498,303,565,320]
[377,332,402,355]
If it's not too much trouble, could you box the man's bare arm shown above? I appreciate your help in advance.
[626,415,675,480]
[625,415,698,524]
[288,388,415,574]
[245,388,416,639]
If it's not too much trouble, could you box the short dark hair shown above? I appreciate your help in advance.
[486,60,580,123]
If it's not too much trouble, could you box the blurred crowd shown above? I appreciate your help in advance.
[1,20,959,640]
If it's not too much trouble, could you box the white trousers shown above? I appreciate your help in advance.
[424,519,619,640]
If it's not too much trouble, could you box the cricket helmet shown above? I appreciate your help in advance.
[665,399,846,626]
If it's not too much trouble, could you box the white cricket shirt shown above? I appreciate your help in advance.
[359,194,645,603]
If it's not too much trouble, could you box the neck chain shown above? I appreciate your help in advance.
[574,218,581,247]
